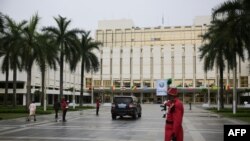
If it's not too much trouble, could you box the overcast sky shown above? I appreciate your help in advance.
[0,0,227,33]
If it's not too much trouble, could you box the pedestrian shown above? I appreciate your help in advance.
[53,98,60,121]
[96,98,100,115]
[61,97,68,122]
[165,88,184,141]
[27,101,36,121]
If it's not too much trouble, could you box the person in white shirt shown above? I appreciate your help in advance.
[27,101,36,121]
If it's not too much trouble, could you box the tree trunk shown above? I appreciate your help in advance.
[26,65,32,107]
[40,67,45,106]
[219,66,224,109]
[233,55,237,114]
[4,60,9,106]
[59,50,64,101]
[80,60,84,106]
[13,65,17,108]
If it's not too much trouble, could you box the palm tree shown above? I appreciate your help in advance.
[200,19,232,110]
[212,0,250,114]
[2,16,26,107]
[0,12,8,106]
[43,15,82,100]
[79,31,101,106]
[36,33,58,106]
[22,14,41,107]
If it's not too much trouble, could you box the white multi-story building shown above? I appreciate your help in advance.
[0,59,85,105]
[92,17,250,104]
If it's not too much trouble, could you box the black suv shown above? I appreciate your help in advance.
[111,96,142,120]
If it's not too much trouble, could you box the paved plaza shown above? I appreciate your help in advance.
[0,104,247,141]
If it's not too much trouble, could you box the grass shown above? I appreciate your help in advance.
[0,105,95,120]
[207,107,250,123]
[0,113,28,120]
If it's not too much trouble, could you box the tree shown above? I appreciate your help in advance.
[22,14,41,106]
[0,12,8,106]
[36,33,58,106]
[2,16,26,107]
[200,19,232,110]
[43,15,82,100]
[79,31,101,106]
[212,0,250,114]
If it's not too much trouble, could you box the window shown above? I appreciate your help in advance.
[240,76,248,87]
[103,80,111,87]
[86,78,92,88]
[94,80,101,87]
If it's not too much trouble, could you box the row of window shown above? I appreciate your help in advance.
[85,78,248,88]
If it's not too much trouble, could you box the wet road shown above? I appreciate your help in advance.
[0,104,165,141]
[0,104,246,141]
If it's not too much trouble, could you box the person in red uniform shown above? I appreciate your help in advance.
[165,88,184,141]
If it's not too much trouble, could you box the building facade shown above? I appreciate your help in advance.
[92,17,250,104]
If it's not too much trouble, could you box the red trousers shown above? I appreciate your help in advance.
[165,124,183,141]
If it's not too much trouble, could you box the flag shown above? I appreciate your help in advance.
[131,85,137,91]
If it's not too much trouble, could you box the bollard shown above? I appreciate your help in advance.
[189,102,192,110]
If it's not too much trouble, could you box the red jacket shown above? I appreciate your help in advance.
[165,98,184,141]
[96,100,100,108]
[61,99,68,110]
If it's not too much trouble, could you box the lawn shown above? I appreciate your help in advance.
[207,107,250,123]
[0,105,95,120]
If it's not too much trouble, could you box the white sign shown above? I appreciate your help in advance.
[156,80,167,96]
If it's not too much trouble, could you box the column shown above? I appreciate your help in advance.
[140,47,143,103]
[193,45,196,104]
[130,47,133,88]
[100,48,103,88]
[182,46,185,102]
[150,47,153,102]
[171,46,174,83]
[161,47,164,79]
[193,44,196,88]
[150,47,153,85]
[120,47,123,95]
[110,47,113,100]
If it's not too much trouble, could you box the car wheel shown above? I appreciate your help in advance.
[112,114,116,120]
[132,111,138,119]
[138,113,141,118]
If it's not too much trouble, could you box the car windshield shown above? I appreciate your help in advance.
[114,97,132,104]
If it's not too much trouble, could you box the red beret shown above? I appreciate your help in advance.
[168,88,177,96]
